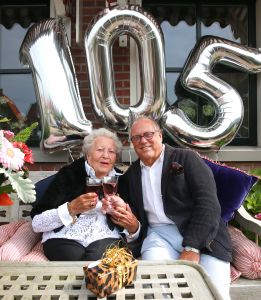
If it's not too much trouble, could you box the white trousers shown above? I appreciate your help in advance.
[141,224,231,300]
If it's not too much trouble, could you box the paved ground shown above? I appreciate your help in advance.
[231,278,261,300]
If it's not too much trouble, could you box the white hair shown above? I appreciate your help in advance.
[82,128,122,156]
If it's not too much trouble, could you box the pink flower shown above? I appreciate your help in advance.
[3,130,14,140]
[0,129,36,205]
[12,142,34,164]
[0,136,25,170]
[254,213,261,220]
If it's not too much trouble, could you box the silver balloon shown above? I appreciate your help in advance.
[162,36,261,151]
[20,18,92,153]
[85,5,166,133]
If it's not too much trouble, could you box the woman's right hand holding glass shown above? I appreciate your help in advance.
[68,193,98,215]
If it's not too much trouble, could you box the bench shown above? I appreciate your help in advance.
[1,169,260,241]
[0,171,57,224]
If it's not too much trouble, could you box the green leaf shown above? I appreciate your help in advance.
[248,169,261,177]
[0,168,36,203]
[13,122,38,143]
[0,184,13,194]
[0,117,10,123]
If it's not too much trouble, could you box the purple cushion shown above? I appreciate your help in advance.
[203,158,258,222]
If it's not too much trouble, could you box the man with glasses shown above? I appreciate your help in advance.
[116,116,232,300]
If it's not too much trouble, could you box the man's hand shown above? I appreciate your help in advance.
[109,203,139,234]
[101,194,126,214]
[179,250,200,263]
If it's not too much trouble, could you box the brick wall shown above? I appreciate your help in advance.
[28,162,67,171]
[70,0,130,128]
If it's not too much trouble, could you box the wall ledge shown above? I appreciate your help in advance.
[121,146,261,162]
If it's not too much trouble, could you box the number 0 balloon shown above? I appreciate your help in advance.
[85,5,166,132]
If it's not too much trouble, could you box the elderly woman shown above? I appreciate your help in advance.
[30,128,139,261]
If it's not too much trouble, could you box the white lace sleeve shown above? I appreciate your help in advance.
[32,208,64,232]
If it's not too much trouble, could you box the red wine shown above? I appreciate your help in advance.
[86,184,101,194]
[103,182,117,196]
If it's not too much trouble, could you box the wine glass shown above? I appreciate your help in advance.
[84,178,103,214]
[85,178,102,194]
[102,176,118,196]
[102,176,118,213]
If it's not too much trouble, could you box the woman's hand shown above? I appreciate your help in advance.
[109,203,139,234]
[68,193,98,215]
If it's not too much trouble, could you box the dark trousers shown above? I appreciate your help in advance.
[43,238,122,261]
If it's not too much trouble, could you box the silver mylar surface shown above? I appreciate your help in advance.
[161,36,261,151]
[85,5,166,132]
[20,18,92,153]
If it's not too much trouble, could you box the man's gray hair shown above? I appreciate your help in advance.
[130,116,161,141]
[131,115,161,130]
[82,128,122,156]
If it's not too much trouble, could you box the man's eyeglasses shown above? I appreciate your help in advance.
[130,131,159,143]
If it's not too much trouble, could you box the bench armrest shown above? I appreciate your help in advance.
[234,206,261,243]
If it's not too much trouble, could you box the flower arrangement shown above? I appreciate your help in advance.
[0,122,38,206]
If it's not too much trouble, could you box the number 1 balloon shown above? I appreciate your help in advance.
[20,18,92,153]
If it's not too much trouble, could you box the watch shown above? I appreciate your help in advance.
[184,246,200,254]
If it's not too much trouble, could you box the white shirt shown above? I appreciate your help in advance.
[141,145,174,226]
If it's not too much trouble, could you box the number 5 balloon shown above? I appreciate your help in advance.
[20,18,92,153]
[161,35,261,151]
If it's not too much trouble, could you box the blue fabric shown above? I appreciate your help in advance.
[32,174,56,208]
[203,158,258,222]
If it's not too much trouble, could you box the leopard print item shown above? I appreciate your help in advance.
[83,260,138,298]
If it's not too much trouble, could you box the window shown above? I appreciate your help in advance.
[143,0,256,146]
[0,0,50,146]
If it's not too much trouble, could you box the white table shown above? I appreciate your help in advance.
[0,260,223,300]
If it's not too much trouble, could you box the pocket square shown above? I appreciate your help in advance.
[169,162,184,175]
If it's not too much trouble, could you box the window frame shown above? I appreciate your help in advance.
[142,0,257,146]
[0,0,69,162]
[0,0,51,140]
